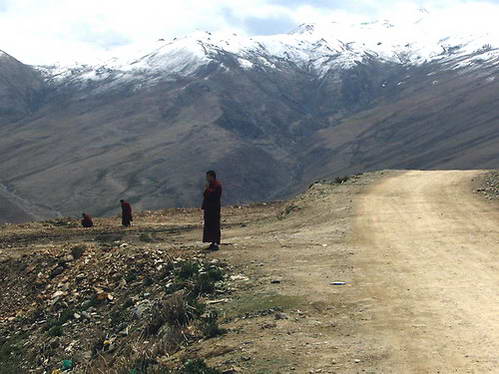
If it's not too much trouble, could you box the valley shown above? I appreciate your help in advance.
[0,15,498,222]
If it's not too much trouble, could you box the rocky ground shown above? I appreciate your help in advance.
[0,203,285,374]
[1,170,498,374]
[474,170,499,200]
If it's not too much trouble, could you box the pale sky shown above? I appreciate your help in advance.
[0,0,498,65]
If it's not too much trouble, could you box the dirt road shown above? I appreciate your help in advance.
[199,170,498,373]
[353,170,499,373]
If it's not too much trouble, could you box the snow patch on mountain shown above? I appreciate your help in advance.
[36,12,499,89]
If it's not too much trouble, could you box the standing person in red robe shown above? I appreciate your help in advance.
[202,170,222,251]
[120,200,133,227]
[81,213,94,228]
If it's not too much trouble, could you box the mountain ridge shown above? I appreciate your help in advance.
[36,14,499,88]
[0,16,497,223]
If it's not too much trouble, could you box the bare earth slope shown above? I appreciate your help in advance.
[0,44,498,223]
[1,170,497,373]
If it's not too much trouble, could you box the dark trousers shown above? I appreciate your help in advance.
[203,209,221,244]
[122,215,132,227]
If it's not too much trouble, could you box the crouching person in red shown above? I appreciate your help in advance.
[81,213,94,228]
[202,170,222,251]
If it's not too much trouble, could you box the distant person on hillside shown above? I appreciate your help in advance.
[202,170,222,251]
[81,213,94,228]
[120,200,133,227]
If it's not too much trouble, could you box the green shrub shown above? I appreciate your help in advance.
[143,276,154,287]
[0,339,23,371]
[180,359,221,374]
[22,307,44,325]
[186,298,205,318]
[144,311,166,337]
[125,269,139,283]
[110,307,129,327]
[86,356,172,374]
[176,261,200,280]
[191,273,215,297]
[48,325,63,337]
[163,294,192,327]
[59,308,74,324]
[123,298,134,309]
[193,266,224,297]
[44,308,74,334]
[145,295,194,336]
[206,267,224,282]
[197,311,225,339]
[0,361,20,374]
[91,334,106,357]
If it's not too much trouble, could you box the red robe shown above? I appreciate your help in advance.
[121,202,133,226]
[81,214,93,228]
[202,180,222,244]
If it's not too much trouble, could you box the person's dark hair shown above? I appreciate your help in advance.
[120,199,124,203]
[206,170,217,178]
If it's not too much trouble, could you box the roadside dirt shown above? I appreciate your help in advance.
[174,170,498,373]
[1,170,497,373]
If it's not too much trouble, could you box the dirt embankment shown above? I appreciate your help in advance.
[0,203,287,373]
[1,170,498,374]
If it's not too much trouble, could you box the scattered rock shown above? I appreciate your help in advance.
[52,290,65,299]
[118,326,129,336]
[222,368,241,374]
[261,322,277,329]
[230,274,249,281]
[133,300,152,319]
[61,254,74,263]
[0,217,230,373]
[476,171,499,200]
[51,266,65,278]
[275,312,289,320]
[206,298,229,305]
[81,300,92,309]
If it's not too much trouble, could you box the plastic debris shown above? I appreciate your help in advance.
[330,282,348,286]
[62,359,74,371]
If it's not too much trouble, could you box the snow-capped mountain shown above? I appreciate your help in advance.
[0,13,498,223]
[38,12,499,91]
